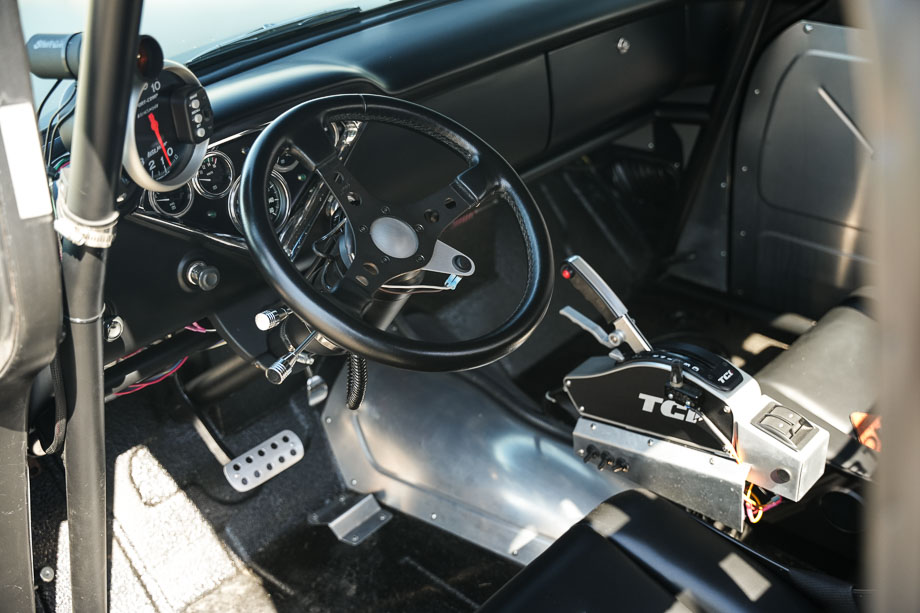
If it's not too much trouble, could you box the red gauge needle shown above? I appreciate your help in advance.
[147,113,172,166]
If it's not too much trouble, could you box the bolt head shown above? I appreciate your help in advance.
[414,224,424,232]
[351,535,359,542]
[754,88,761,95]
[577,449,585,456]
[325,416,332,424]
[416,255,425,263]
[647,439,654,446]
[430,513,438,520]
[722,406,731,414]
[350,479,357,486]
[381,256,390,264]
[380,206,390,214]
[803,23,814,33]
[39,567,54,583]
[617,37,630,54]
[358,225,368,233]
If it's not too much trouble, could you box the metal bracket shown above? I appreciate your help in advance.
[53,166,119,248]
[312,493,392,545]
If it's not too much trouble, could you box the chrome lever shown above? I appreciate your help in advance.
[265,332,315,385]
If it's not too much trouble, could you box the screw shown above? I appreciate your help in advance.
[358,225,368,233]
[739,230,747,237]
[720,182,727,189]
[324,416,332,424]
[414,224,424,232]
[741,165,749,172]
[351,535,359,542]
[350,479,357,486]
[577,449,585,456]
[39,567,54,583]
[617,37,630,54]
[416,255,425,263]
[379,514,386,521]
[647,439,654,447]
[803,23,814,33]
[754,88,761,95]
[710,457,716,465]
[590,423,596,430]
[381,256,390,264]
[723,406,731,414]
[380,206,390,214]
[430,513,438,520]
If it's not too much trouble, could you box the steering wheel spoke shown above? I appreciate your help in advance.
[405,164,495,239]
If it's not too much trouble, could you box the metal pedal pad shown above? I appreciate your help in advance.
[223,429,304,492]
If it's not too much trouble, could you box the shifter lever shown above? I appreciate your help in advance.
[560,255,652,353]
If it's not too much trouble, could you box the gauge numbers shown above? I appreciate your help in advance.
[193,151,235,198]
[147,184,194,218]
[227,171,290,233]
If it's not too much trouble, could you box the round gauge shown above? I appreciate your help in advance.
[147,184,194,218]
[228,171,291,233]
[274,148,298,172]
[123,61,211,192]
[193,151,234,198]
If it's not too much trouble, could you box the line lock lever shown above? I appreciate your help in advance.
[559,255,652,354]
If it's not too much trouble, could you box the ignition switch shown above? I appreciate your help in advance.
[185,260,220,291]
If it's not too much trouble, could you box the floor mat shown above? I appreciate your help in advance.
[30,377,520,612]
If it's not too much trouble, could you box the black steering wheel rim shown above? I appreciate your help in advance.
[240,93,553,372]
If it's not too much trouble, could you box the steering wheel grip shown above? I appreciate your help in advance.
[240,93,553,372]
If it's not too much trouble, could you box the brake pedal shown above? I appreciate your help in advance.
[223,429,304,492]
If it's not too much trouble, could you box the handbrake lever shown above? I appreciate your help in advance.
[560,255,652,354]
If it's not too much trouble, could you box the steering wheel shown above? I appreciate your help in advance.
[239,93,553,372]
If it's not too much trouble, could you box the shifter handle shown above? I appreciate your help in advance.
[560,255,652,353]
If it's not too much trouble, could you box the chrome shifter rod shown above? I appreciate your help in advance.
[265,331,316,385]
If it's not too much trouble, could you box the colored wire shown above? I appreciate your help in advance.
[114,357,187,397]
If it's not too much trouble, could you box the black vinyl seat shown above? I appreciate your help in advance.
[480,490,821,613]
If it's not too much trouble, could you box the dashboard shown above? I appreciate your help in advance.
[98,0,737,365]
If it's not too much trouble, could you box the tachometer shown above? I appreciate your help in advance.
[227,171,290,233]
[123,61,212,191]
[193,151,234,198]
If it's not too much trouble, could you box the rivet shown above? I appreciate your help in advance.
[350,479,357,486]
[324,416,332,424]
[39,567,55,583]
[590,423,596,430]
[617,37,630,54]
[577,449,585,456]
[430,513,438,520]
[579,406,585,412]
[647,439,654,447]
[753,89,761,95]
[741,165,749,173]
[803,23,814,33]
[720,182,727,189]
[723,406,731,414]
[351,535,359,542]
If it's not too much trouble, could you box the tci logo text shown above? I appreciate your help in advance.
[638,393,701,423]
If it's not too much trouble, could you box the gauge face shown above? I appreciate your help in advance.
[147,184,194,217]
[274,148,298,172]
[228,171,290,233]
[133,71,196,182]
[193,151,234,198]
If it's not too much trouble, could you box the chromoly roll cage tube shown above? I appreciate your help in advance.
[59,1,143,611]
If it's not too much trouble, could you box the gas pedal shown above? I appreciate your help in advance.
[223,429,304,492]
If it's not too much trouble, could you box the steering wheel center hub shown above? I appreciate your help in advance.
[369,216,419,259]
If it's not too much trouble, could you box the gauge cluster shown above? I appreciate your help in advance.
[129,128,306,241]
[119,60,312,244]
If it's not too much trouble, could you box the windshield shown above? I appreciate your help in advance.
[19,0,401,104]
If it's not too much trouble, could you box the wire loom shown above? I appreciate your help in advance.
[346,353,367,411]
